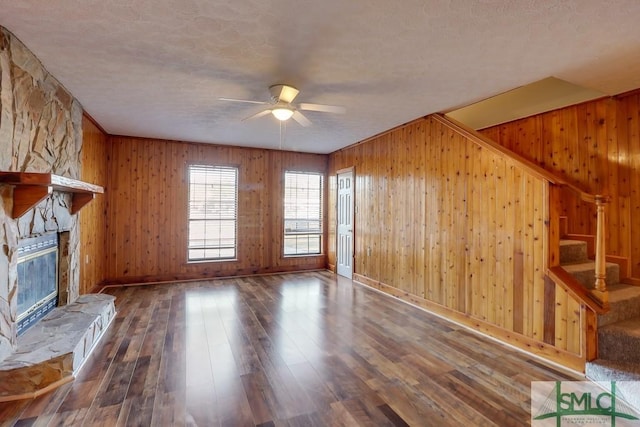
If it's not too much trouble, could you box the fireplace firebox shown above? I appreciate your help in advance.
[17,234,59,335]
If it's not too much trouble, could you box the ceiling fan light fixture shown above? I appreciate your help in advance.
[272,107,294,121]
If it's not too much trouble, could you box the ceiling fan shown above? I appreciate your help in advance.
[219,84,346,127]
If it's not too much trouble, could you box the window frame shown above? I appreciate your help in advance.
[186,164,239,263]
[283,170,324,257]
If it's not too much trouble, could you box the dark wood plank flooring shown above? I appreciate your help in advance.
[0,271,578,426]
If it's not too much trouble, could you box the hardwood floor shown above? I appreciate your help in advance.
[0,271,578,426]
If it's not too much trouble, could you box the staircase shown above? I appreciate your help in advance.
[560,239,640,384]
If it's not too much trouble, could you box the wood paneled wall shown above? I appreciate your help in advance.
[104,136,327,284]
[328,116,587,370]
[79,116,109,294]
[481,91,640,278]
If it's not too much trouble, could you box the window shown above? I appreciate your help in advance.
[188,165,238,261]
[284,171,323,256]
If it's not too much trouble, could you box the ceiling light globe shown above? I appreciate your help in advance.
[272,108,294,121]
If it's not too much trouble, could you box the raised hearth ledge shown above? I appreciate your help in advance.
[0,294,116,402]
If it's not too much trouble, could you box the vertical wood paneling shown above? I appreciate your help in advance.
[513,251,524,335]
[468,144,485,320]
[543,276,556,345]
[79,116,109,294]
[553,284,567,349]
[328,116,587,369]
[627,94,640,277]
[566,296,582,355]
[414,122,427,300]
[481,91,640,278]
[104,137,327,284]
[531,178,546,343]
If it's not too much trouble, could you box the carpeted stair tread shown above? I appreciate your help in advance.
[609,283,640,302]
[561,261,619,289]
[601,317,640,337]
[586,360,640,411]
[559,239,588,264]
[586,359,640,381]
[558,238,640,372]
[598,284,640,327]
[598,317,640,363]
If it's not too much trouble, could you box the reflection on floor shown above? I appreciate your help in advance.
[0,270,577,426]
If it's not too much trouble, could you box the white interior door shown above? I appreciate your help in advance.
[337,170,354,278]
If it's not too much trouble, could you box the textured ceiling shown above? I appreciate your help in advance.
[2,0,640,153]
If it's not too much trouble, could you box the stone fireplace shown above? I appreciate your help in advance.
[0,28,115,400]
[0,27,84,361]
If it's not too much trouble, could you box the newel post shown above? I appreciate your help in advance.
[593,195,609,304]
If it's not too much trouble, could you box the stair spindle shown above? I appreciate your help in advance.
[593,195,609,304]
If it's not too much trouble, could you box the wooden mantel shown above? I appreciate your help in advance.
[0,172,104,218]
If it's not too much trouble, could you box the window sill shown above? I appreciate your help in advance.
[186,258,239,264]
[283,253,324,259]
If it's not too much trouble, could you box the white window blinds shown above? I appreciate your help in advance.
[284,171,323,256]
[188,165,238,261]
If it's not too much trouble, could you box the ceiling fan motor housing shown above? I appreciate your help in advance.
[269,84,299,104]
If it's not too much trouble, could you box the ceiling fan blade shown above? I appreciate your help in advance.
[242,109,272,121]
[298,103,346,114]
[292,111,312,127]
[270,85,299,103]
[219,97,267,105]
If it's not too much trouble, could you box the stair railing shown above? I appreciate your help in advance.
[558,186,611,306]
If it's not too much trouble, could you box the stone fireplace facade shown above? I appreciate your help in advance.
[0,27,83,361]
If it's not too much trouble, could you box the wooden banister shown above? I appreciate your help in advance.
[547,266,607,314]
[433,114,566,184]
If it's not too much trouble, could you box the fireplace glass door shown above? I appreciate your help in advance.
[17,234,58,335]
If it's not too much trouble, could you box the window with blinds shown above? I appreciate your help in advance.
[187,165,238,261]
[284,171,323,256]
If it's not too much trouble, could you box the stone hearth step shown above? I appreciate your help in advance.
[561,261,619,290]
[598,316,640,364]
[559,239,588,264]
[0,294,116,401]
